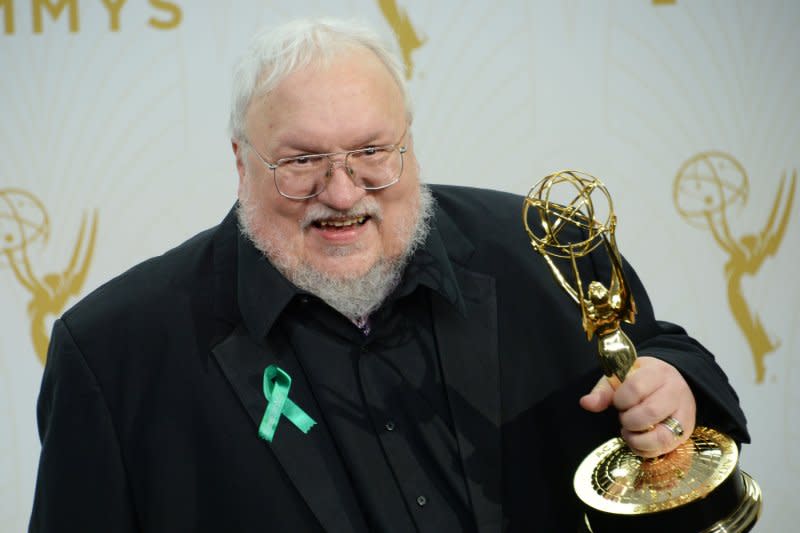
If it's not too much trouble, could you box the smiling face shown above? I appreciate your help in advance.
[234,47,421,283]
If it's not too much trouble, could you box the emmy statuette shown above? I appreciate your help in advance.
[522,171,762,533]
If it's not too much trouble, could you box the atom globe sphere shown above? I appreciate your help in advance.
[523,170,614,260]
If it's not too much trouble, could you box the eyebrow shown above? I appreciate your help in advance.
[276,130,393,155]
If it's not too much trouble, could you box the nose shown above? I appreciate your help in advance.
[316,159,366,210]
[329,159,350,174]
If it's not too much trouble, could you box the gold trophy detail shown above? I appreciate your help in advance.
[522,171,761,532]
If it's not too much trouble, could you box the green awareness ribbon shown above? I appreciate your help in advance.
[258,365,316,442]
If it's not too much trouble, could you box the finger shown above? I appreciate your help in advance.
[612,366,664,412]
[618,386,678,432]
[623,423,688,458]
[622,408,695,458]
[579,376,615,413]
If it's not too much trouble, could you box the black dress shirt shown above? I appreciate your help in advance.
[239,233,478,532]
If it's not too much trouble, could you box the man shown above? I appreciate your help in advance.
[30,18,748,532]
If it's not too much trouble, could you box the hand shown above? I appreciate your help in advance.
[579,356,696,457]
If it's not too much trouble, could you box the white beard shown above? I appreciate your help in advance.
[237,183,435,321]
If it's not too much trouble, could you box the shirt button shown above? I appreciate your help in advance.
[384,421,395,431]
[416,495,427,507]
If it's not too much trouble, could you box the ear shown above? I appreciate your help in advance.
[232,139,247,185]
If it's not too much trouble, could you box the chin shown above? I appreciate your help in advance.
[309,254,380,280]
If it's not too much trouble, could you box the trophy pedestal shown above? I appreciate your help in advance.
[575,427,762,533]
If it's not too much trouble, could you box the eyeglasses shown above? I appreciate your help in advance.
[244,131,408,200]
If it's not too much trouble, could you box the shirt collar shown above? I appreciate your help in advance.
[236,229,299,341]
[236,212,467,341]
[391,220,465,314]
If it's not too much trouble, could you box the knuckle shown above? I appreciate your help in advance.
[625,379,647,400]
[619,410,647,432]
[618,411,636,431]
[613,388,636,410]
[640,403,660,422]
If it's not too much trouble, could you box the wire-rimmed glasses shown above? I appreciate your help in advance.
[244,132,408,200]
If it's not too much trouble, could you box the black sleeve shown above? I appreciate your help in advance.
[635,319,750,443]
[29,319,138,532]
[617,257,750,444]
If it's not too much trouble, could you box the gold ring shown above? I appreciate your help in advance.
[660,416,684,438]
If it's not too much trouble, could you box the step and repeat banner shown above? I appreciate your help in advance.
[1,1,797,531]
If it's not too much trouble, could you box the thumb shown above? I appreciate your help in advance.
[579,376,615,413]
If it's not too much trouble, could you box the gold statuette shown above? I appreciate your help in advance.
[522,171,761,533]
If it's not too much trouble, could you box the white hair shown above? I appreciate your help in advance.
[229,18,412,142]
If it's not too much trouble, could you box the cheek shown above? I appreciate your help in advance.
[378,189,419,250]
[250,176,296,218]
[242,177,305,236]
[269,199,306,237]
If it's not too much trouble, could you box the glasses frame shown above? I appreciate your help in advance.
[243,131,408,200]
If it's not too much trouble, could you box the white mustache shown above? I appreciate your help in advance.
[300,197,383,229]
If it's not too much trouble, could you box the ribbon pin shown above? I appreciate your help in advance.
[258,365,316,442]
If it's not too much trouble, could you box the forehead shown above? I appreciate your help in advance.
[246,48,407,150]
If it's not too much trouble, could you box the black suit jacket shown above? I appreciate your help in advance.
[30,185,748,532]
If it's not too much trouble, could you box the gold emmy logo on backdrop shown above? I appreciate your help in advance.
[376,0,426,79]
[0,0,182,34]
[523,171,761,533]
[673,152,796,383]
[0,189,98,364]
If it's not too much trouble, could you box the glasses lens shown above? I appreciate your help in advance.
[348,147,403,190]
[275,154,329,198]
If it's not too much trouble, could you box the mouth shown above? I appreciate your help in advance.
[312,215,370,230]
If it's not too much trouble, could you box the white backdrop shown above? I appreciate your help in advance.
[1,1,798,531]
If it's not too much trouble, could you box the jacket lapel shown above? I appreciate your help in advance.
[432,267,503,533]
[212,324,368,533]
